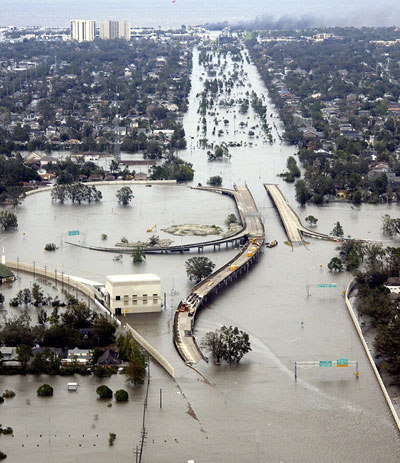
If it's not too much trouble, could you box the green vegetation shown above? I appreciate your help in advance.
[225,213,239,226]
[150,156,194,182]
[280,156,301,183]
[37,384,53,397]
[305,215,318,226]
[116,187,134,205]
[96,385,113,399]
[185,256,215,283]
[0,211,17,230]
[44,243,57,251]
[118,333,147,385]
[201,326,252,364]
[208,175,223,186]
[0,451,6,460]
[207,143,231,161]
[132,245,146,263]
[108,432,116,446]
[330,221,344,237]
[2,390,15,398]
[114,389,129,402]
[51,183,102,204]
[327,257,344,272]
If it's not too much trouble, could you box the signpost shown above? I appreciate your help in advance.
[68,230,80,237]
[295,359,358,380]
[336,358,349,367]
[319,360,332,367]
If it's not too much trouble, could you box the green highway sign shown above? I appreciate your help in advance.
[336,358,348,367]
[319,360,332,367]
[317,283,337,288]
[68,230,80,236]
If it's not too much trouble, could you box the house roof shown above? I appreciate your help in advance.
[0,264,14,279]
[97,349,121,366]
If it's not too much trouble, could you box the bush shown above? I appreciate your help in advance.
[0,451,6,460]
[37,384,53,397]
[96,385,113,399]
[0,396,4,404]
[114,389,129,402]
[108,432,116,446]
[94,366,113,378]
[0,427,12,435]
[2,390,15,399]
[44,243,57,251]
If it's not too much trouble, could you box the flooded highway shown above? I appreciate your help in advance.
[1,36,400,462]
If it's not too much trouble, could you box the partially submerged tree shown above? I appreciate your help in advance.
[330,221,344,237]
[201,326,251,364]
[327,257,343,272]
[305,215,318,227]
[116,186,134,205]
[0,210,18,230]
[185,256,215,283]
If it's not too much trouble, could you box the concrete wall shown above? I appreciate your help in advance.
[5,260,175,378]
[345,279,400,432]
[25,179,177,197]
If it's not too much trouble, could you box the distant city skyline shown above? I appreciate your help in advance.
[1,0,400,28]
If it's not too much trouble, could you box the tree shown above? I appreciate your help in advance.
[92,314,117,346]
[185,256,215,283]
[114,389,129,402]
[116,186,134,205]
[132,245,146,263]
[220,325,252,363]
[295,179,310,206]
[16,344,32,370]
[305,215,318,227]
[0,210,18,230]
[208,175,222,186]
[96,385,113,399]
[331,221,344,237]
[225,214,238,226]
[32,283,44,306]
[200,330,224,363]
[124,342,147,385]
[37,384,53,397]
[327,257,343,272]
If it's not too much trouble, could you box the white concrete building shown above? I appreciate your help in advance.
[105,274,161,314]
[99,20,130,41]
[71,20,96,42]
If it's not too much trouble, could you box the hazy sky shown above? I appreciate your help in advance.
[1,0,400,28]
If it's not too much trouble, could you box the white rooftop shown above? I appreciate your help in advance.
[106,273,160,284]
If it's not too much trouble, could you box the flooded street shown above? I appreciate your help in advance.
[2,37,400,462]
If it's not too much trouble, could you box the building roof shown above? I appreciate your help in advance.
[106,273,160,284]
[97,349,121,366]
[0,264,14,279]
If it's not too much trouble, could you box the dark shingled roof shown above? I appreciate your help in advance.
[97,349,121,366]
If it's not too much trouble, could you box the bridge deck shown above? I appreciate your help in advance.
[174,185,265,365]
[264,184,332,244]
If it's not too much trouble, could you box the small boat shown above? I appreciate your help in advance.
[266,240,278,248]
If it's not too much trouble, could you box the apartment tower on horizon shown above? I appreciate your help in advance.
[99,20,131,41]
[70,20,96,42]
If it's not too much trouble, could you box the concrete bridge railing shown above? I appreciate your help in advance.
[345,279,400,432]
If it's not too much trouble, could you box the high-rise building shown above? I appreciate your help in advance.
[70,20,96,42]
[99,20,130,41]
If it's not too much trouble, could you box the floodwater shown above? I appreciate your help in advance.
[1,36,400,462]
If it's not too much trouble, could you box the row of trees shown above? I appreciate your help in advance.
[51,183,102,204]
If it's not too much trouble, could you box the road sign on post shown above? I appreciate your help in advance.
[336,358,348,367]
[68,230,80,236]
[319,360,333,367]
[317,283,337,288]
